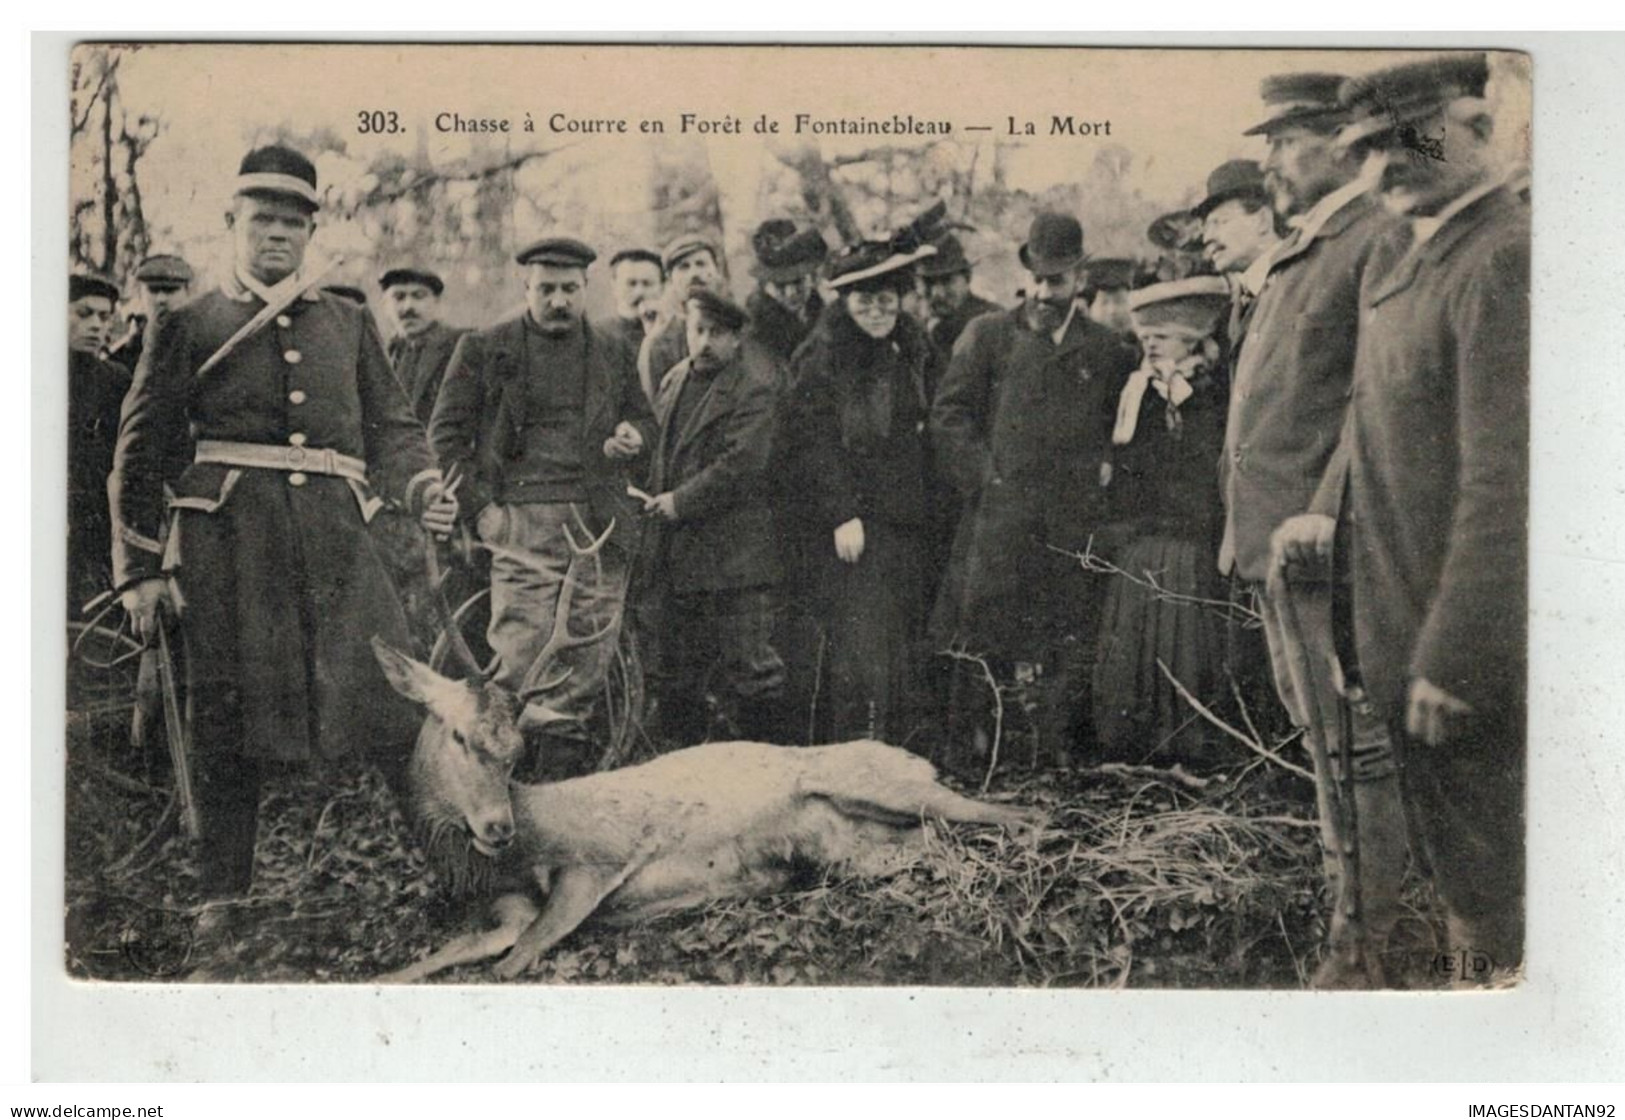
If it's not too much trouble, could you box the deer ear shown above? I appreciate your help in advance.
[371,636,441,705]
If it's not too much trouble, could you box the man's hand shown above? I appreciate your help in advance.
[834,518,866,564]
[643,491,678,521]
[604,421,644,461]
[475,502,507,543]
[120,578,170,646]
[1268,513,1337,596]
[1407,677,1473,747]
[419,478,460,538]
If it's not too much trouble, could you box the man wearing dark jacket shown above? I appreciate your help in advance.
[637,233,725,404]
[743,219,827,365]
[919,233,1000,361]
[429,236,655,777]
[930,213,1138,763]
[641,290,786,744]
[108,254,193,375]
[595,247,664,355]
[68,273,129,612]
[1282,54,1530,981]
[1215,71,1407,987]
[380,266,466,425]
[111,145,457,909]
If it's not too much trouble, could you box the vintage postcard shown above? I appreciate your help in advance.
[56,41,1531,1004]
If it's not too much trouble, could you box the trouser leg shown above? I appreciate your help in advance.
[713,588,789,743]
[644,590,714,747]
[190,686,262,900]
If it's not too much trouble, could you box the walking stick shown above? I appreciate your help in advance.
[155,612,201,840]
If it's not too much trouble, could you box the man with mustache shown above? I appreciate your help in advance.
[429,236,654,780]
[919,232,1001,359]
[1280,53,1529,983]
[640,288,787,744]
[1217,71,1405,987]
[930,212,1138,772]
[1191,159,1283,356]
[110,145,457,924]
[637,233,725,404]
[380,267,466,426]
[597,247,664,355]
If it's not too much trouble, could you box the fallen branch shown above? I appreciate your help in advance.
[1050,537,1262,628]
[1155,659,1316,783]
[939,646,1005,795]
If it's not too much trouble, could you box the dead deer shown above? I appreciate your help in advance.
[374,518,1040,983]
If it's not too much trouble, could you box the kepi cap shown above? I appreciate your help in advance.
[236,145,321,212]
[1336,53,1491,149]
[69,273,120,304]
[1243,72,1349,137]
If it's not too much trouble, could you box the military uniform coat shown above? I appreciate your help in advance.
[428,315,655,553]
[929,306,1139,658]
[1218,191,1396,582]
[1312,186,1529,720]
[388,320,468,425]
[110,279,437,763]
[646,344,784,596]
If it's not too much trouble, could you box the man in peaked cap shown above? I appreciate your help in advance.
[109,253,193,373]
[430,235,655,780]
[1280,52,1529,983]
[640,287,788,745]
[919,232,1001,358]
[1219,70,1408,987]
[637,232,725,404]
[595,248,665,355]
[379,266,466,426]
[744,219,828,364]
[110,144,457,924]
[67,273,131,612]
[930,213,1138,774]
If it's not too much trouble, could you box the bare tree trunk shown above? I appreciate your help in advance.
[772,142,861,244]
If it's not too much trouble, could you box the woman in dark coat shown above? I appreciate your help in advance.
[785,237,942,744]
[1091,276,1233,765]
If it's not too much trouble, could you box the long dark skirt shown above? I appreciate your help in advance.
[1091,534,1223,765]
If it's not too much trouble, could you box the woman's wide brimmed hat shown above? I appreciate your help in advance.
[751,220,829,283]
[1128,275,1232,337]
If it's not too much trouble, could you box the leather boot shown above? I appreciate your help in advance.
[1311,773,1410,988]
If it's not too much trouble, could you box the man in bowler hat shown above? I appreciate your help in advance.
[919,232,1001,358]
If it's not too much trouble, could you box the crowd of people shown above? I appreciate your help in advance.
[66,52,1528,987]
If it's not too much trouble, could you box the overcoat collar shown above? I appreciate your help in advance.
[1367,185,1518,307]
[1263,187,1378,278]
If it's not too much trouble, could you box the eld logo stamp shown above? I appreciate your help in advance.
[1432,947,1497,982]
[117,906,195,979]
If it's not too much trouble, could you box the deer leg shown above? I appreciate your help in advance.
[492,866,622,980]
[377,893,541,984]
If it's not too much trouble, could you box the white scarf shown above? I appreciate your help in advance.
[235,264,308,307]
[1111,356,1201,446]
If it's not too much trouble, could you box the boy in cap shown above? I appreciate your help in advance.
[1220,69,1408,987]
[640,288,787,744]
[108,253,193,373]
[379,266,466,425]
[430,235,655,779]
[110,145,458,925]
[1280,52,1529,982]
[68,273,130,611]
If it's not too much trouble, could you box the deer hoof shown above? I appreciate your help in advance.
[494,947,536,981]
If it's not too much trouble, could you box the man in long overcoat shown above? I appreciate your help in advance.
[429,237,655,778]
[1286,54,1530,979]
[111,145,456,906]
[930,213,1138,761]
[1217,72,1408,986]
[641,290,787,745]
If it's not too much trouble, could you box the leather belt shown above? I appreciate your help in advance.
[195,439,368,482]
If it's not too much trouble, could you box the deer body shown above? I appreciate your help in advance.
[372,637,1037,983]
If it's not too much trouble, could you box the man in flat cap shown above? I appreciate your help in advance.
[379,267,466,426]
[919,232,1001,359]
[110,145,457,923]
[68,273,130,612]
[430,235,655,778]
[1218,71,1407,987]
[931,212,1138,771]
[596,248,665,356]
[637,233,725,404]
[743,219,827,364]
[640,288,788,744]
[108,253,193,374]
[1280,52,1529,983]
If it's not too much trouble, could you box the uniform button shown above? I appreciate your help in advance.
[276,315,292,328]
[289,432,307,447]
[289,389,307,405]
[288,472,308,487]
[284,349,302,364]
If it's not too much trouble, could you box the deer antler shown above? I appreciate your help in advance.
[426,529,490,682]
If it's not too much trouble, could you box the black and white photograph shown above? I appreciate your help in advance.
[53,41,1533,1001]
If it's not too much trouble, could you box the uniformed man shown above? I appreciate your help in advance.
[379,267,466,426]
[109,253,193,374]
[1218,71,1406,987]
[637,232,725,403]
[919,232,1001,359]
[596,248,665,355]
[1279,53,1529,982]
[429,236,655,779]
[743,219,827,364]
[110,145,458,921]
[68,273,130,611]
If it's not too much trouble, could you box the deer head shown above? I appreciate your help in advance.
[371,637,524,857]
